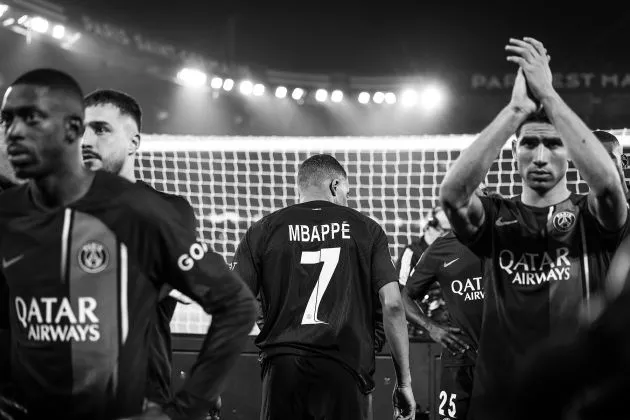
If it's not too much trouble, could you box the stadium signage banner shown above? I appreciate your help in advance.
[80,15,219,70]
[471,72,630,90]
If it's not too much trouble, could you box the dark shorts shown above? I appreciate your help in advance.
[260,354,371,420]
[438,364,474,420]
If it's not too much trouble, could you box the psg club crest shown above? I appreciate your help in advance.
[78,241,109,274]
[552,211,576,232]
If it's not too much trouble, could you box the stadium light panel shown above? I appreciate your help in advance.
[176,68,207,87]
[51,24,65,39]
[275,86,287,98]
[331,90,343,103]
[239,80,254,95]
[419,85,446,112]
[373,92,385,104]
[253,83,265,96]
[315,89,328,102]
[17,15,28,25]
[291,88,305,100]
[384,92,397,105]
[401,89,418,107]
[358,91,370,104]
[0,4,8,18]
[210,77,223,89]
[29,16,48,33]
[3,18,14,27]
[222,78,234,91]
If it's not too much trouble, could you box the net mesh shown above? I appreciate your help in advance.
[134,131,630,334]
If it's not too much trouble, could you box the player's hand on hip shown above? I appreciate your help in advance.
[0,394,27,420]
[392,384,416,420]
[426,323,469,354]
[506,37,554,102]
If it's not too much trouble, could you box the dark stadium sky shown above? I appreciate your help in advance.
[54,0,630,75]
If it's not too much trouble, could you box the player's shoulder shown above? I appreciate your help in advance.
[135,181,192,213]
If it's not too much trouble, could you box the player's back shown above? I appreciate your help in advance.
[251,200,391,392]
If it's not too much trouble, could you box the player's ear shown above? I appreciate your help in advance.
[329,179,339,197]
[65,116,84,144]
[129,133,140,155]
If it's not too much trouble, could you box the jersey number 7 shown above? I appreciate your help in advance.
[300,247,341,325]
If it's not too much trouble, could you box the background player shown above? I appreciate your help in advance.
[396,206,449,286]
[439,38,628,420]
[0,68,256,419]
[81,89,220,417]
[402,185,488,420]
[232,154,415,420]
[593,130,628,198]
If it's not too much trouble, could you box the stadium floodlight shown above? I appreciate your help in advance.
[384,92,397,105]
[29,16,48,33]
[331,90,343,103]
[0,4,8,18]
[210,77,223,89]
[51,24,65,39]
[253,83,265,96]
[315,89,328,102]
[419,85,446,112]
[291,88,305,100]
[222,78,234,91]
[3,18,14,27]
[372,92,385,104]
[358,92,370,104]
[401,89,418,107]
[275,86,287,98]
[17,15,28,25]
[176,68,207,87]
[239,80,254,95]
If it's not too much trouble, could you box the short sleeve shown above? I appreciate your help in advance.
[406,242,440,300]
[370,224,398,293]
[455,195,499,258]
[232,220,266,296]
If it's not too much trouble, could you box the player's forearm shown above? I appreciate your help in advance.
[383,301,412,386]
[165,284,257,420]
[401,289,432,330]
[440,105,527,210]
[541,93,622,196]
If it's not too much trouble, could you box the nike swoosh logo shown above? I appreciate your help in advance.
[444,258,459,267]
[495,217,518,227]
[2,254,24,269]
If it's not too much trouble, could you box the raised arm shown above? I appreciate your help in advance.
[439,69,534,242]
[155,216,257,420]
[506,37,627,230]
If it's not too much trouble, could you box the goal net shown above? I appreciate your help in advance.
[135,130,630,335]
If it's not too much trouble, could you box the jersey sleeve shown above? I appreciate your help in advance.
[150,208,257,420]
[455,195,498,258]
[371,223,398,293]
[231,220,266,296]
[406,241,440,300]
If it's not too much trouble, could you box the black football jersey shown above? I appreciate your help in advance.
[406,231,484,365]
[0,171,256,420]
[233,200,397,393]
[459,193,628,420]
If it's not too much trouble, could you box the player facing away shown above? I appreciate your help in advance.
[232,154,415,420]
[0,69,256,420]
[402,187,489,420]
[80,89,220,415]
[439,38,628,420]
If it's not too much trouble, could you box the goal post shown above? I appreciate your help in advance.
[135,130,630,334]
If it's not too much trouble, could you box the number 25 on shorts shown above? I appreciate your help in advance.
[438,391,457,418]
[300,247,340,325]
